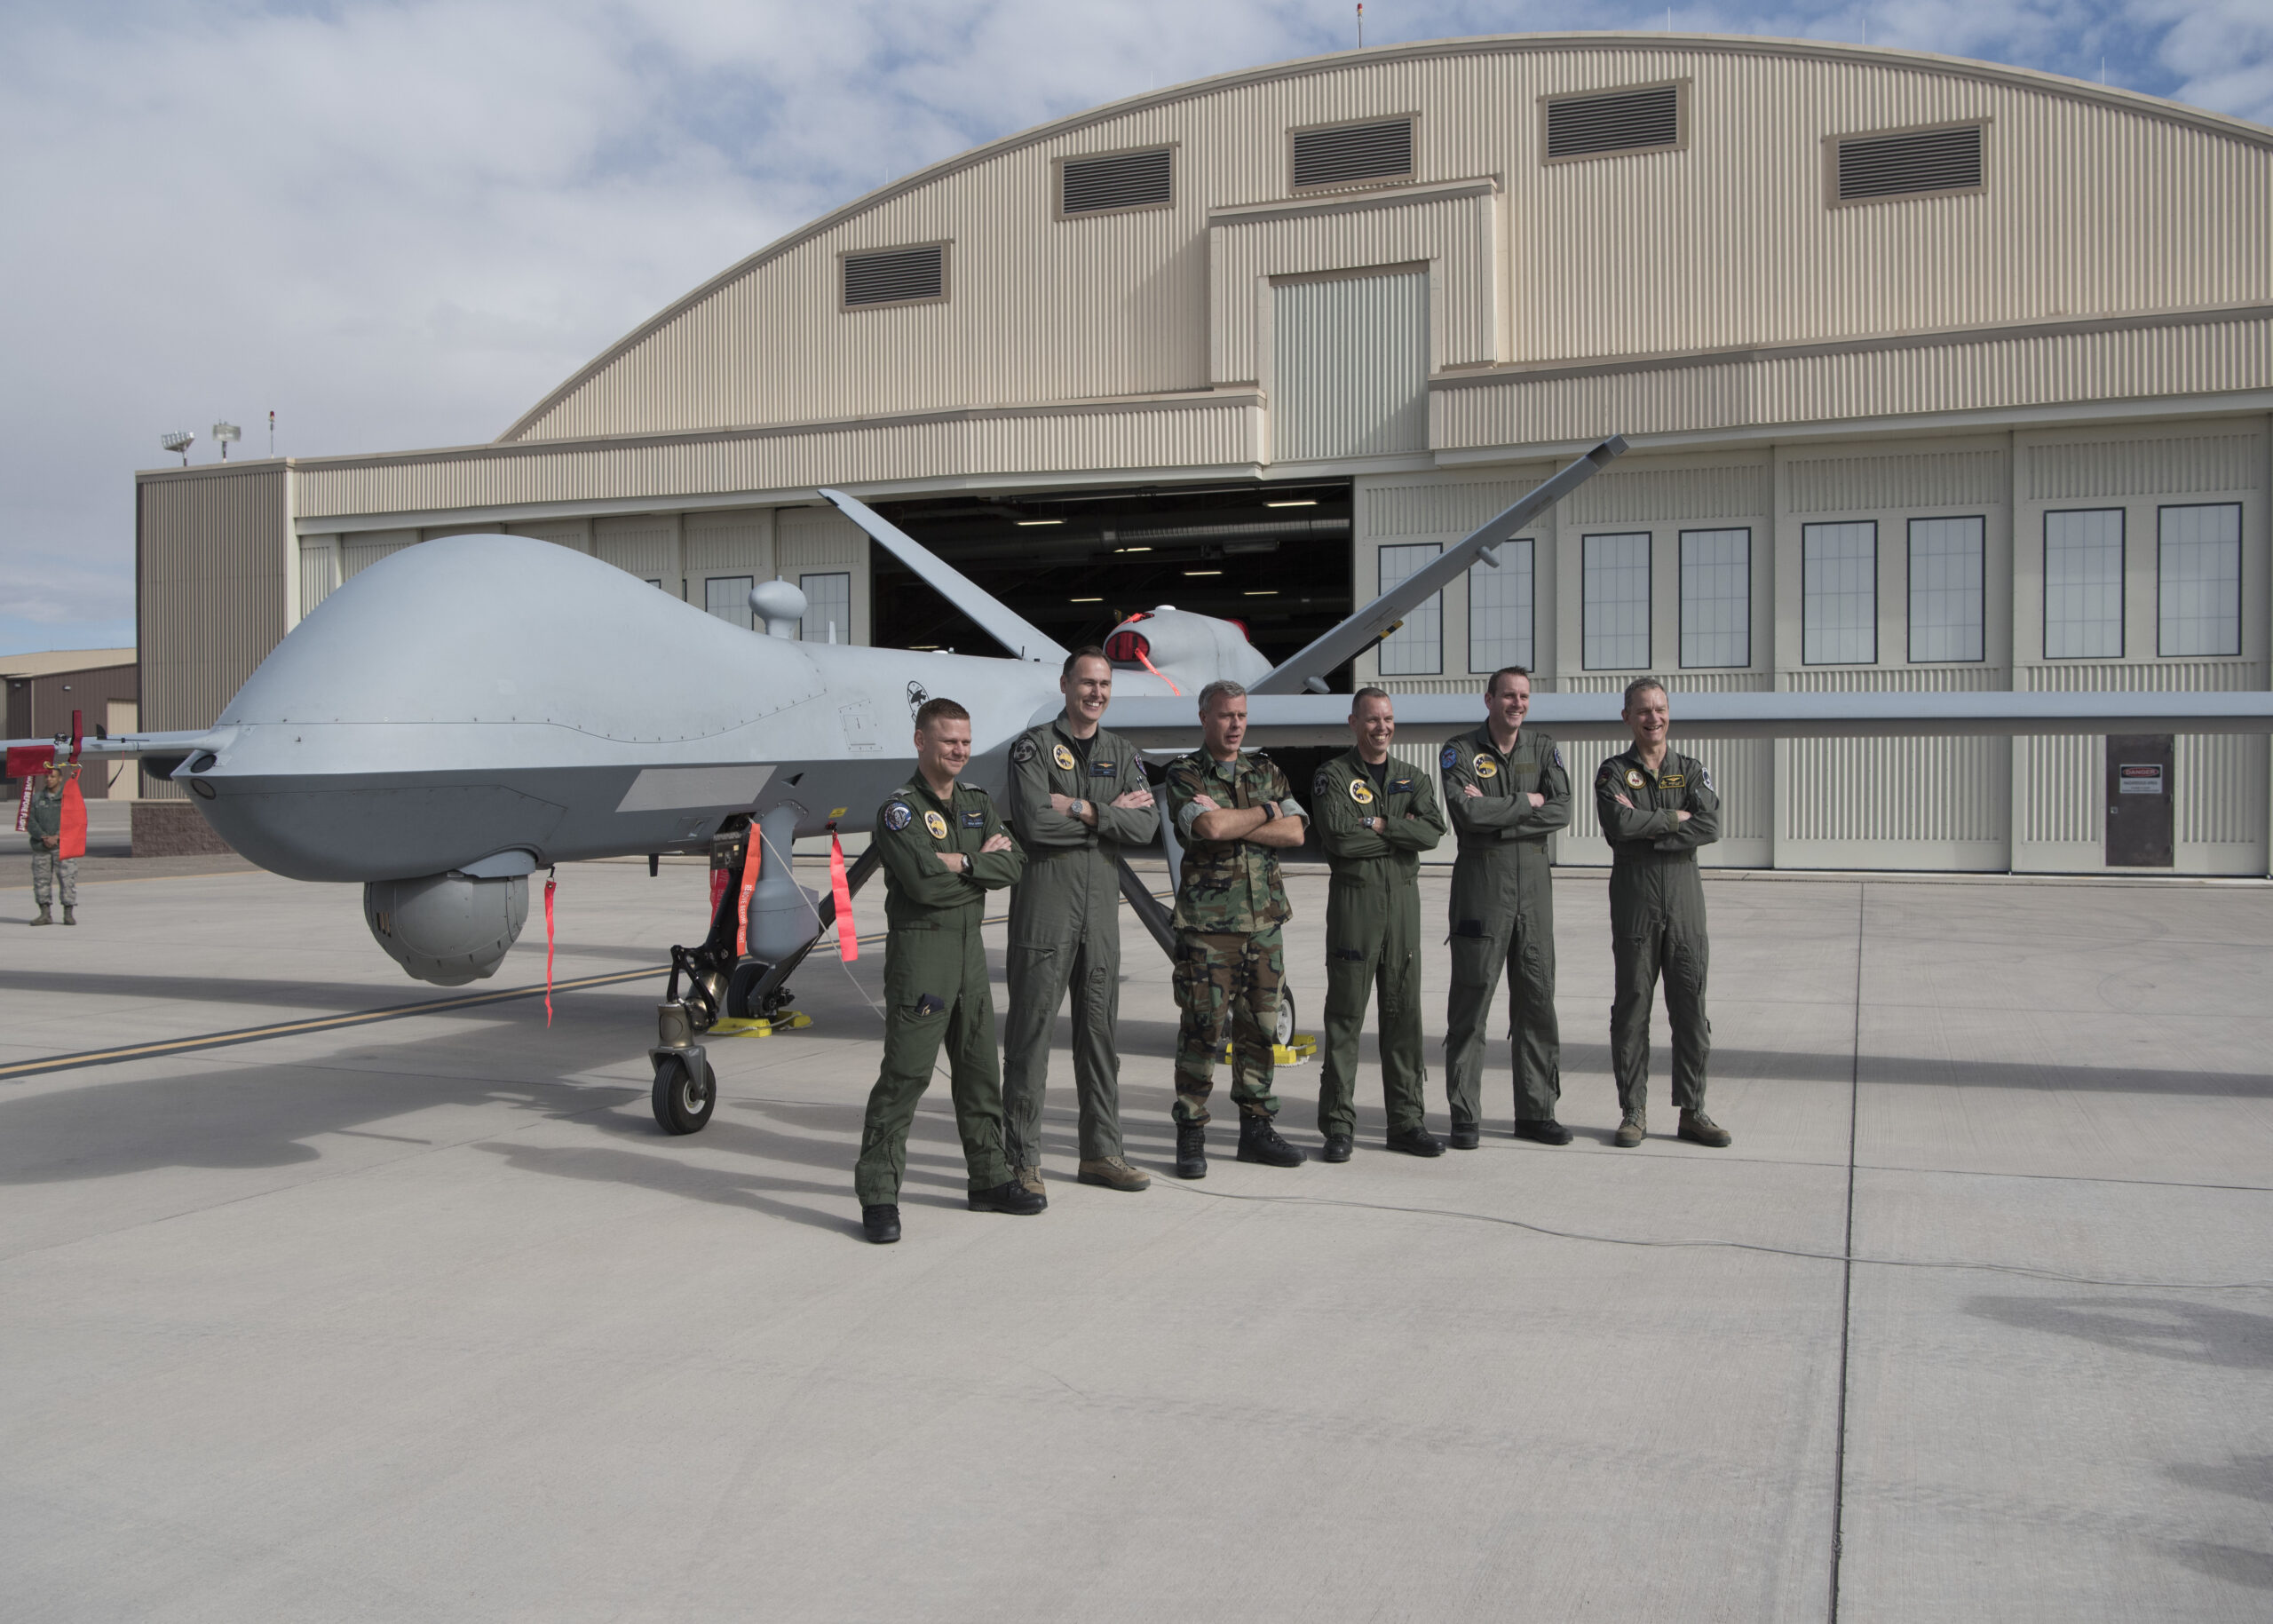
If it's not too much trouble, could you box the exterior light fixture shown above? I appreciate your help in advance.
[1244,590,1278,597]
[1070,595,1103,602]
[213,422,242,459]
[1115,545,1152,553]
[1015,518,1064,527]
[1184,569,1223,577]
[161,431,194,465]
[1264,499,1318,508]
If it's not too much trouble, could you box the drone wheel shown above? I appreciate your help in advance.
[652,1053,716,1135]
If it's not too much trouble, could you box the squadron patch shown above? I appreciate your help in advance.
[1700,768,1715,792]
[1052,743,1077,771]
[1313,769,1332,799]
[1440,744,1460,772]
[1349,780,1375,805]
[1552,747,1564,769]
[1472,755,1500,780]
[1626,768,1646,788]
[1659,774,1685,788]
[883,801,913,832]
[923,810,949,840]
[1010,737,1037,765]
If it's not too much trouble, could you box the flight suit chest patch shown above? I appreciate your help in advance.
[1090,760,1115,778]
[1390,777,1413,793]
[1659,774,1685,788]
[922,811,948,839]
[962,811,986,828]
[1051,743,1077,771]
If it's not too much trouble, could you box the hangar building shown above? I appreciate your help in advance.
[134,33,2273,873]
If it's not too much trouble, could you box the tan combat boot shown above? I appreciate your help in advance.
[1076,1156,1151,1192]
[1678,1109,1731,1148]
[63,906,76,926]
[1014,1164,1047,1199]
[1613,1108,1646,1148]
[30,906,51,926]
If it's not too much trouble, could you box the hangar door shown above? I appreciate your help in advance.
[1271,267,1428,463]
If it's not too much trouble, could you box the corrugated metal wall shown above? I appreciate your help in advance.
[139,464,289,796]
[502,35,2269,445]
[1271,268,1430,462]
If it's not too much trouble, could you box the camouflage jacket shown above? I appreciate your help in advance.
[1163,749,1303,933]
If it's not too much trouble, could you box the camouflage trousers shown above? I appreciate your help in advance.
[1171,926,1282,1124]
[31,850,76,908]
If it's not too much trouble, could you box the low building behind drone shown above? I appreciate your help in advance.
[135,33,2273,873]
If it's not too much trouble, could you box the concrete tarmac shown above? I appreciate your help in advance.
[1,858,2268,1621]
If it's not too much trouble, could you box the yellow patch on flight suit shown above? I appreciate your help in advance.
[1625,768,1645,788]
[1349,780,1375,804]
[1659,774,1685,788]
[923,810,948,839]
[1472,755,1499,779]
[1051,743,1076,770]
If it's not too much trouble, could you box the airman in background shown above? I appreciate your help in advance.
[1596,678,1731,1149]
[852,697,1039,1243]
[1440,666,1572,1149]
[1161,679,1308,1179]
[1311,688,1446,1161]
[26,761,79,927]
[1002,646,1160,1198]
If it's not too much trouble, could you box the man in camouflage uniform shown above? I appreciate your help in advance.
[1596,678,1732,1149]
[852,697,1043,1244]
[1441,665,1572,1149]
[1162,679,1309,1178]
[25,760,79,926]
[1002,646,1160,1197]
[1311,688,1445,1161]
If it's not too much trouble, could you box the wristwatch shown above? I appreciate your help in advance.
[1070,798,1087,819]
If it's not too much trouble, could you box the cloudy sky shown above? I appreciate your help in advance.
[2,0,2266,656]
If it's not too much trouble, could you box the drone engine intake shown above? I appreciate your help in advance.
[363,873,530,986]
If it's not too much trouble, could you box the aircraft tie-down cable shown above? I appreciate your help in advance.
[1147,1181,2271,1292]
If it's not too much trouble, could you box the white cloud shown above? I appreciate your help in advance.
[0,0,2263,654]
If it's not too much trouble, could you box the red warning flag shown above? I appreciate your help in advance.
[829,831,858,961]
[735,829,763,959]
[59,772,87,860]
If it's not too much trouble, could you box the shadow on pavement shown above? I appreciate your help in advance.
[1965,1296,2273,1369]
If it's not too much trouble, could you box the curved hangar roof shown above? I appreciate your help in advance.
[503,32,2272,475]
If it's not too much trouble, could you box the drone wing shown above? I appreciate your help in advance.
[821,488,1070,665]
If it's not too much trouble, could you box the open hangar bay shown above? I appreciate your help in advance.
[1,855,2269,1620]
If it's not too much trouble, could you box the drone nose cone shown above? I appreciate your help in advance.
[224,534,821,733]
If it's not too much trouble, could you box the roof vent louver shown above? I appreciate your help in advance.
[1062,147,1174,215]
[843,244,945,308]
[1545,83,1682,160]
[1291,117,1414,189]
[1837,124,1984,201]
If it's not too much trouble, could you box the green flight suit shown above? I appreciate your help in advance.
[1312,750,1445,1137]
[1162,749,1303,1126]
[851,775,1026,1206]
[1596,746,1720,1115]
[1440,725,1572,1130]
[1002,715,1160,1166]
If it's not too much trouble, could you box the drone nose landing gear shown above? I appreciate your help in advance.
[649,990,717,1135]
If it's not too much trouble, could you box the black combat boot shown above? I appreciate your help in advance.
[969,1179,1046,1215]
[1320,1132,1354,1163]
[1514,1118,1572,1145]
[1386,1125,1444,1158]
[1236,1113,1304,1168]
[1175,1121,1208,1180]
[861,1204,901,1244]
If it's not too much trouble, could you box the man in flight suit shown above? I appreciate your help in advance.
[1312,688,1446,1161]
[1002,646,1160,1197]
[1162,679,1309,1179]
[853,697,1042,1244]
[1595,677,1732,1149]
[1441,665,1572,1149]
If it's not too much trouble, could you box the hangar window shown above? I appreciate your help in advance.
[705,575,754,630]
[1583,532,1651,670]
[1061,147,1173,216]
[1802,522,1878,665]
[1680,529,1751,669]
[1544,83,1683,162]
[1469,540,1535,672]
[1291,117,1415,189]
[2158,503,2242,658]
[1834,123,1984,203]
[1907,518,1984,663]
[800,572,852,644]
[1376,543,1443,675]
[843,244,946,309]
[2044,510,2125,658]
